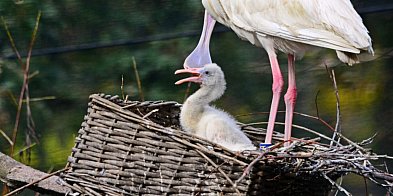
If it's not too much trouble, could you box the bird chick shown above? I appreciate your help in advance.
[175,63,256,151]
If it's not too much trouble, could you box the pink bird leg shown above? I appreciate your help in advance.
[184,12,298,147]
[264,52,284,144]
[284,54,297,146]
[264,54,297,146]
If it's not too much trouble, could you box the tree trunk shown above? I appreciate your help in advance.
[0,152,70,195]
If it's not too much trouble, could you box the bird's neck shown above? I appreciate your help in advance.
[182,83,226,123]
[180,80,226,133]
[187,83,226,107]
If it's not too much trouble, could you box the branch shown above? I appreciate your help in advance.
[322,173,352,196]
[2,11,42,156]
[0,152,70,195]
[326,67,342,147]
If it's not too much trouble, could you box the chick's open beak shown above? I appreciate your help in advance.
[174,68,203,85]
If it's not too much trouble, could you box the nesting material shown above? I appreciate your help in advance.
[61,94,391,195]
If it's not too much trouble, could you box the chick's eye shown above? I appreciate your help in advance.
[204,71,210,75]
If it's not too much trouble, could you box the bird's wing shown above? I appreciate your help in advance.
[203,0,373,53]
[199,110,239,142]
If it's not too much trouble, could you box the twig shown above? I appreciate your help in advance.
[121,75,125,100]
[363,176,369,196]
[4,167,69,196]
[383,162,393,196]
[22,96,56,102]
[369,171,393,182]
[244,122,342,146]
[312,91,337,132]
[358,133,378,146]
[25,84,39,157]
[322,173,352,196]
[22,11,42,157]
[13,143,37,157]
[333,176,344,196]
[235,110,336,132]
[28,70,40,79]
[142,109,159,119]
[2,16,23,156]
[132,57,144,101]
[0,129,13,145]
[326,67,342,147]
[3,11,41,156]
[5,91,18,109]
[1,17,23,66]
[315,90,321,124]
[333,132,369,153]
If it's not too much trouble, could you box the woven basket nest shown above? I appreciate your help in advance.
[60,93,386,196]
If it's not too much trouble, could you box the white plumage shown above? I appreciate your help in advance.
[184,0,374,146]
[201,0,373,63]
[175,63,256,151]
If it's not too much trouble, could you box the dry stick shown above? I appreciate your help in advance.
[383,162,393,195]
[132,57,144,101]
[333,176,344,196]
[294,111,335,132]
[0,129,13,145]
[6,91,20,110]
[28,70,40,79]
[363,176,369,196]
[195,149,242,195]
[1,17,23,65]
[4,167,69,196]
[333,132,368,153]
[235,142,283,185]
[3,11,41,156]
[312,92,337,132]
[326,67,342,148]
[121,75,125,100]
[20,12,41,151]
[1,17,24,156]
[142,109,159,119]
[23,96,56,102]
[244,122,342,147]
[25,85,39,147]
[322,173,352,196]
[236,110,336,132]
[13,143,37,157]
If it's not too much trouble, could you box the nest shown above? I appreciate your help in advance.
[61,94,393,195]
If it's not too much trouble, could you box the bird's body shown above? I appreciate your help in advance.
[184,0,374,146]
[201,0,373,63]
[175,64,256,151]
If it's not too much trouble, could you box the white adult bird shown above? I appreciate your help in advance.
[183,0,374,146]
[175,63,256,151]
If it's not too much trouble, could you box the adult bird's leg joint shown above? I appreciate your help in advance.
[284,54,297,105]
[284,88,297,105]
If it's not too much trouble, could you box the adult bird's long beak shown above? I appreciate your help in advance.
[183,10,216,69]
[174,68,203,85]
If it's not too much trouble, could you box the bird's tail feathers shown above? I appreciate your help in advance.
[336,51,359,65]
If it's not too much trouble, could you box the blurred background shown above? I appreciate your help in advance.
[0,0,392,195]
